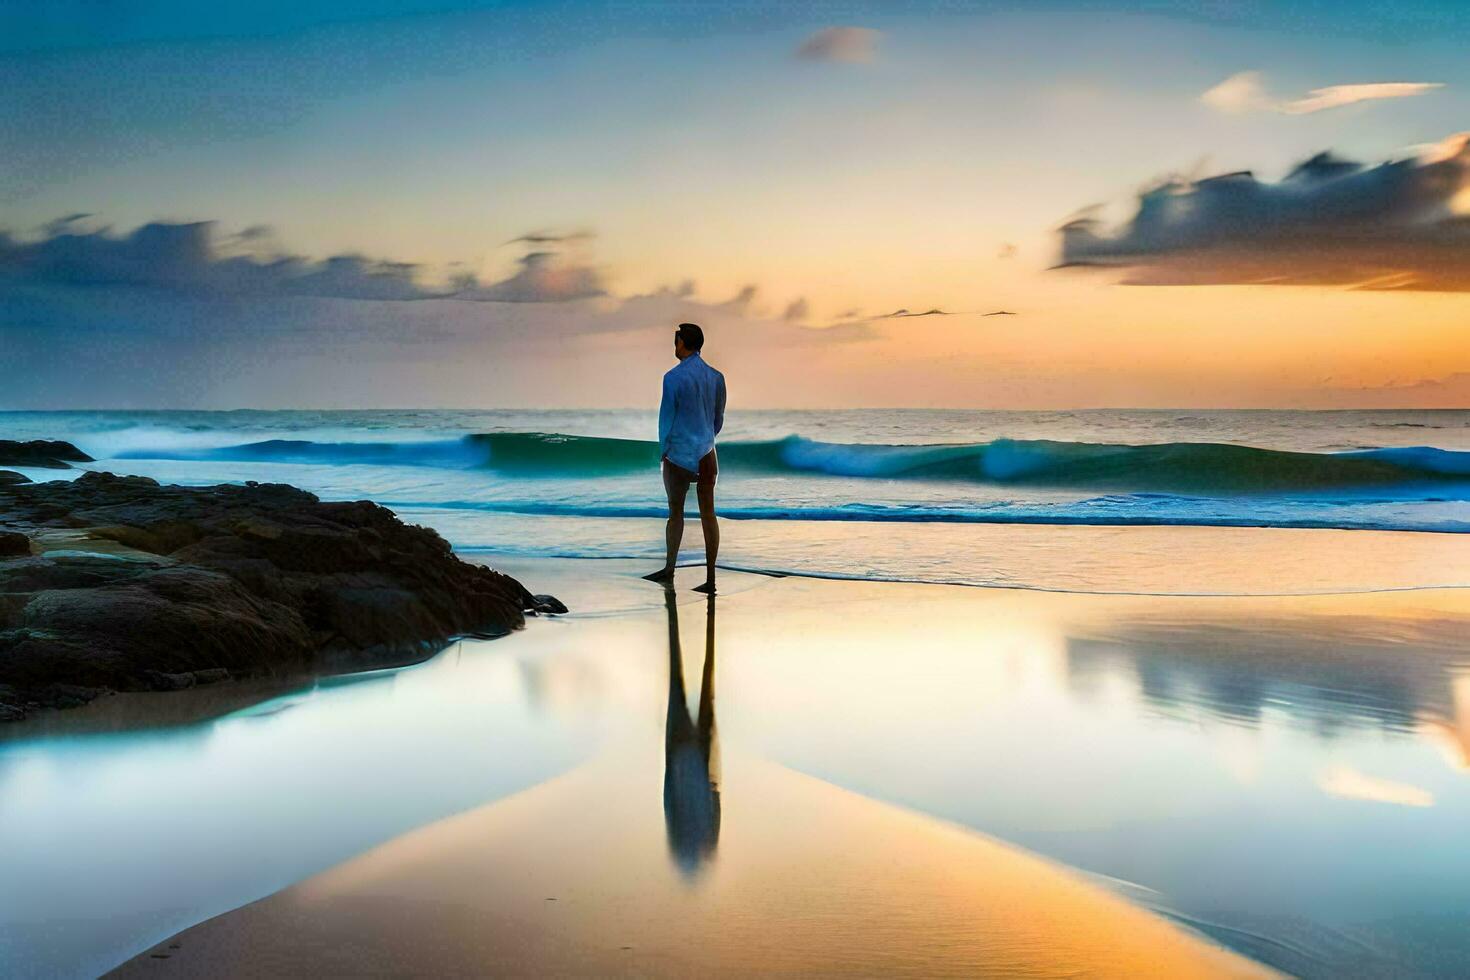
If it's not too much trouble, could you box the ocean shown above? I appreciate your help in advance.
[3,408,1468,593]
[6,408,1470,978]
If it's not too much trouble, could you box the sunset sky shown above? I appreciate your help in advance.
[3,0,1468,408]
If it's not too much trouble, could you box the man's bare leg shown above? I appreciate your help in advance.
[644,464,689,582]
[692,480,719,593]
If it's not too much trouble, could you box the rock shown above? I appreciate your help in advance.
[148,671,200,691]
[0,468,567,721]
[0,440,93,470]
[0,471,32,487]
[0,530,30,557]
[0,687,23,722]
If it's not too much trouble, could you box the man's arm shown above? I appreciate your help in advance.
[658,372,676,456]
[713,373,726,437]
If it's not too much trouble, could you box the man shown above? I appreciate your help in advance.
[643,322,726,593]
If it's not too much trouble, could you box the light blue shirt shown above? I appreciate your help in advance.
[658,352,727,473]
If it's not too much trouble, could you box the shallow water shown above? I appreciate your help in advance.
[3,558,1469,977]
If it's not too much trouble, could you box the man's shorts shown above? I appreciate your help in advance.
[662,449,718,492]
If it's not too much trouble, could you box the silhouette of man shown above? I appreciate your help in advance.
[644,322,726,593]
[662,589,720,877]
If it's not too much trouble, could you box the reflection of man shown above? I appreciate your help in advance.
[662,589,720,877]
[644,322,726,594]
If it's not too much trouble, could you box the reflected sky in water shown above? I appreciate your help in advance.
[713,585,1470,977]
[2,559,1469,977]
[0,628,611,978]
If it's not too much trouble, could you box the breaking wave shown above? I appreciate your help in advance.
[116,431,1470,498]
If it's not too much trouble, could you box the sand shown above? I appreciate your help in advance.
[100,563,1280,977]
[75,557,1470,977]
[110,748,1268,978]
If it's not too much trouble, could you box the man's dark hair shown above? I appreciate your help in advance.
[677,322,705,352]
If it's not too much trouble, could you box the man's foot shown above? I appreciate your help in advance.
[642,567,676,583]
[692,580,717,594]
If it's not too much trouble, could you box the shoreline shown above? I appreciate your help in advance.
[10,539,1470,739]
[625,556,1470,599]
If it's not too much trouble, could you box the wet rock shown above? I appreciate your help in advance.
[0,471,32,487]
[148,671,200,691]
[0,440,93,469]
[0,530,30,557]
[0,689,23,722]
[0,469,566,721]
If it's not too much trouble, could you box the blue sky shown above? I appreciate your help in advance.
[7,1,1470,52]
[3,1,1468,407]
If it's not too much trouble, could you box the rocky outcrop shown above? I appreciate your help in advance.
[0,471,565,721]
[0,529,30,556]
[0,440,93,469]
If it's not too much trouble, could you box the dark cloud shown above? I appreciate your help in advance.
[42,213,94,235]
[795,26,879,64]
[877,308,950,318]
[231,225,274,243]
[0,214,875,406]
[0,218,618,302]
[0,207,890,410]
[721,284,759,313]
[1059,133,1470,291]
[457,251,607,302]
[0,216,850,332]
[0,220,449,299]
[823,306,950,329]
[279,255,430,300]
[504,230,595,246]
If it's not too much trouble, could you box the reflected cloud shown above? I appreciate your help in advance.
[1065,611,1470,737]
[663,591,721,878]
[1317,765,1434,807]
[1422,673,1470,770]
[513,654,607,716]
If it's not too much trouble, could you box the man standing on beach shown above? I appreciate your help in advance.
[644,322,726,593]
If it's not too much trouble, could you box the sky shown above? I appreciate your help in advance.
[2,0,1468,409]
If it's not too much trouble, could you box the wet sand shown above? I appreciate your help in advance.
[103,563,1289,978]
[11,556,1465,977]
[111,750,1267,978]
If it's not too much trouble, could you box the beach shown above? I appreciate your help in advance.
[8,2,1470,974]
[2,409,1469,977]
[2,551,1466,977]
